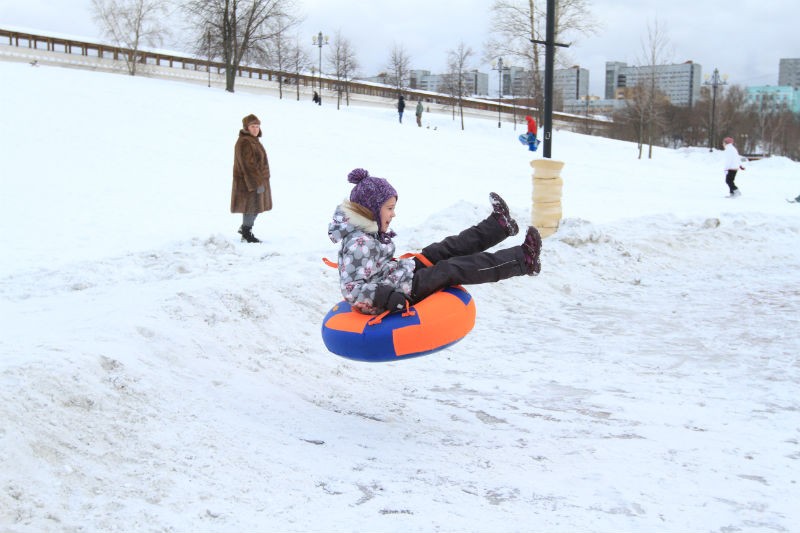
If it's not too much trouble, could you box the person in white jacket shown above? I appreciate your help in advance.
[722,136,745,197]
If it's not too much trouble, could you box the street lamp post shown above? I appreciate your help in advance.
[312,31,329,103]
[704,68,727,152]
[529,0,569,158]
[492,58,508,128]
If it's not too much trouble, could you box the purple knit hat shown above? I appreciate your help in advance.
[348,168,397,222]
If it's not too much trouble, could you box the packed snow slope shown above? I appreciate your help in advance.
[1,60,799,533]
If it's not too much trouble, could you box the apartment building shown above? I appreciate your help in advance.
[499,65,589,102]
[409,69,489,96]
[746,85,800,114]
[605,60,702,107]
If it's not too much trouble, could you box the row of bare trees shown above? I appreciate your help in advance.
[91,0,800,160]
[90,0,413,105]
[90,0,599,99]
[380,1,598,131]
[603,18,800,160]
[609,85,800,160]
[92,0,318,95]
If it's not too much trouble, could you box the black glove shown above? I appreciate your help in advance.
[375,285,408,313]
[386,291,409,312]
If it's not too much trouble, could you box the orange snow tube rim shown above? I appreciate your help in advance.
[321,286,476,362]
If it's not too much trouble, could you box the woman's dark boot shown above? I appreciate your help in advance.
[238,225,261,243]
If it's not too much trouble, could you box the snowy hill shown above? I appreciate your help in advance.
[1,60,799,532]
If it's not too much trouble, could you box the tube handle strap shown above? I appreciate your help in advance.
[399,252,433,267]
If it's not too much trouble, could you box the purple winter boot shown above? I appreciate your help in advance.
[522,226,542,275]
[490,192,519,236]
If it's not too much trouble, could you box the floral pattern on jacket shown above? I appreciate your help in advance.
[328,202,416,314]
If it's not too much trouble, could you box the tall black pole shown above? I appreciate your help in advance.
[710,84,718,152]
[542,0,556,158]
[313,32,328,103]
[704,68,726,152]
[317,32,323,103]
[495,57,504,128]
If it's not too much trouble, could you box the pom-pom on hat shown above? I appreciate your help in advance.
[348,168,398,222]
[723,136,734,144]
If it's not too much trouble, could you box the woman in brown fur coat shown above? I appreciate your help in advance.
[231,114,272,243]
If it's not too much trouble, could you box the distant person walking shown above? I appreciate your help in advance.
[524,115,540,151]
[313,91,321,105]
[517,115,540,151]
[231,114,272,243]
[397,95,406,124]
[722,136,745,198]
[415,100,423,127]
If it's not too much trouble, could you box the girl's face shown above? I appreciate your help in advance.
[247,123,261,137]
[379,197,397,233]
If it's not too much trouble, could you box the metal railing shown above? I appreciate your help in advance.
[0,27,610,132]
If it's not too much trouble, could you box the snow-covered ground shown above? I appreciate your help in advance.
[1,60,799,533]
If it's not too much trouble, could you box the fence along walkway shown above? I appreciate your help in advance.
[0,27,609,132]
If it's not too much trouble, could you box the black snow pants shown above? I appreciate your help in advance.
[409,215,527,304]
[725,170,739,194]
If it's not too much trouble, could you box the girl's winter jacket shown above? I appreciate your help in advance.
[231,130,272,214]
[328,202,416,314]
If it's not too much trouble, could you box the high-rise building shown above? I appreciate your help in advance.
[501,66,528,96]
[499,66,589,102]
[605,60,702,106]
[555,66,590,101]
[465,70,490,96]
[778,58,800,89]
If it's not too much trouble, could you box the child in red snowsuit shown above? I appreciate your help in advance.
[519,115,540,152]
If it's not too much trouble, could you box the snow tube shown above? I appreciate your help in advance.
[321,286,476,362]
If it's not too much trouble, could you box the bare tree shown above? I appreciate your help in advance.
[748,92,791,155]
[637,18,671,159]
[326,31,360,110]
[486,0,597,118]
[92,0,170,76]
[256,15,295,99]
[486,0,542,111]
[444,42,474,130]
[182,0,299,93]
[660,101,695,148]
[386,44,411,96]
[716,85,749,148]
[717,86,799,160]
[779,113,800,161]
[286,36,311,101]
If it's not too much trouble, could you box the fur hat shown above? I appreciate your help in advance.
[242,114,261,129]
[347,168,397,238]
[723,136,734,144]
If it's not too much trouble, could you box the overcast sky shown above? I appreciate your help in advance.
[2,0,797,96]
